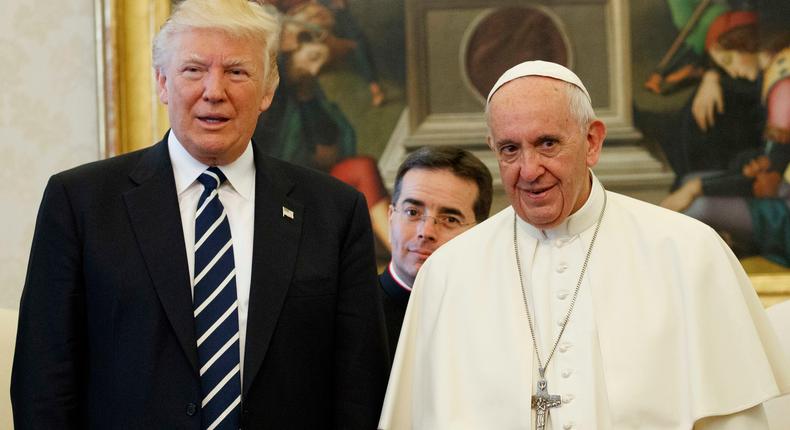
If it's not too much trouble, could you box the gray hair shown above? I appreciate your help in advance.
[152,0,282,90]
[486,79,596,135]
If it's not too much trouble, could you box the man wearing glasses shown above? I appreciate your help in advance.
[382,146,493,361]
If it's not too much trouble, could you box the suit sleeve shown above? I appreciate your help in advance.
[333,191,389,429]
[11,176,87,429]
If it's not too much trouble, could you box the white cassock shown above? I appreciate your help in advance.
[379,174,790,430]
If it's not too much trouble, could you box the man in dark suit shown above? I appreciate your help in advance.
[382,147,493,361]
[10,0,388,428]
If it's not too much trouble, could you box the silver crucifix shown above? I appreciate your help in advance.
[531,377,561,430]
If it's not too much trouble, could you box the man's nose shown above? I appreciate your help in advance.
[203,69,227,102]
[518,150,545,183]
[416,216,438,240]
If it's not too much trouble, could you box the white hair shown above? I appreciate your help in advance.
[565,81,595,133]
[152,0,282,89]
[485,78,596,135]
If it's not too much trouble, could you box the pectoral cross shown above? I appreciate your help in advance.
[531,373,561,430]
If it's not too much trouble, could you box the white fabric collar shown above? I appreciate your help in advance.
[167,131,255,200]
[517,170,604,240]
[388,261,413,292]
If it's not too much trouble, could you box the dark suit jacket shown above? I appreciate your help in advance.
[378,266,410,364]
[11,136,389,429]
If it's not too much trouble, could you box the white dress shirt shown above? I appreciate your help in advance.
[168,134,255,377]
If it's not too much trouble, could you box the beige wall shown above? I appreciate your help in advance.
[0,0,99,310]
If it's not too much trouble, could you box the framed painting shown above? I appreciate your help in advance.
[95,0,790,298]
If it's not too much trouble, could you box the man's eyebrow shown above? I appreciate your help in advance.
[224,58,251,68]
[184,53,206,63]
[401,198,426,207]
[437,207,465,217]
[403,198,466,218]
[536,134,561,142]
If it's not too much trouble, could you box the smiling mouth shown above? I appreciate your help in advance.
[522,185,553,198]
[197,116,230,124]
[410,248,433,258]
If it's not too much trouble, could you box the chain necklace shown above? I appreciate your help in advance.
[513,190,607,430]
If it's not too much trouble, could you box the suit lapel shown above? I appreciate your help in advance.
[243,146,303,396]
[123,139,199,375]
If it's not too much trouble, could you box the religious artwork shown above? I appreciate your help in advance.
[98,0,790,287]
[633,0,790,268]
[251,0,407,252]
[248,0,790,274]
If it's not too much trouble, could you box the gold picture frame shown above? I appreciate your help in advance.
[94,0,171,158]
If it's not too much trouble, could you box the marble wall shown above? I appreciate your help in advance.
[0,0,99,309]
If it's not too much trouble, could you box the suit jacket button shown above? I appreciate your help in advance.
[186,403,197,416]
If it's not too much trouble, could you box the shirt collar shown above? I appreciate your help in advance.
[388,261,413,292]
[518,170,604,240]
[167,131,255,200]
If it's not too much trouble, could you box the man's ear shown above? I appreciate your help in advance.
[259,88,274,112]
[156,68,169,105]
[585,119,606,167]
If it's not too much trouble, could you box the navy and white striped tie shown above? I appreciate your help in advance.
[193,167,241,430]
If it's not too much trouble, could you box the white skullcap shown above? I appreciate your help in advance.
[486,60,591,105]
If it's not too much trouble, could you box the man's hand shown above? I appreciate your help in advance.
[692,70,724,132]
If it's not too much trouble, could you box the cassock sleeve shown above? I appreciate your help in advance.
[11,175,87,429]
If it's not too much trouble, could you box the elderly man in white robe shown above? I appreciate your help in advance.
[379,61,790,430]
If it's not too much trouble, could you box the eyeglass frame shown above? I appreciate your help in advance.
[390,204,475,230]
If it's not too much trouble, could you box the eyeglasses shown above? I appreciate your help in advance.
[391,205,474,231]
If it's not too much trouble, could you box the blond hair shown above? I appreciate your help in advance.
[153,0,281,90]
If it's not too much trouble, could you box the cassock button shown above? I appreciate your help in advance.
[562,394,575,404]
[557,290,569,300]
[556,263,568,273]
[559,342,572,353]
[554,238,566,248]
[561,369,573,378]
[563,422,575,430]
[186,403,197,416]
[556,318,565,327]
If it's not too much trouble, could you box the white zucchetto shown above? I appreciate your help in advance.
[486,60,591,104]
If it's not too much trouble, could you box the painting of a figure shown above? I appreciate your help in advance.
[633,0,790,267]
[241,0,790,271]
[252,0,405,253]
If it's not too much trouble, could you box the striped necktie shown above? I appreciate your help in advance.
[193,167,241,430]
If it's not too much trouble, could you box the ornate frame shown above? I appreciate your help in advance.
[94,0,171,158]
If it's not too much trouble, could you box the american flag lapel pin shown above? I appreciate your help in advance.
[282,206,294,219]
